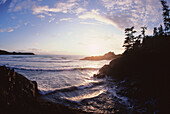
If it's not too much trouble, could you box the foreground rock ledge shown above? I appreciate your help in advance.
[0,66,85,114]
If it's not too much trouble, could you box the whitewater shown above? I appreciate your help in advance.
[0,55,131,113]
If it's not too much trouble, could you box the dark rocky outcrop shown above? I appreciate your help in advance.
[0,49,35,55]
[0,66,85,114]
[81,52,120,61]
[94,38,170,113]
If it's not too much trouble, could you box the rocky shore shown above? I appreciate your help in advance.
[94,47,170,113]
[0,66,85,114]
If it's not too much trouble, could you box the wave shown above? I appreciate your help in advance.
[1,59,73,63]
[40,81,104,95]
[11,67,99,72]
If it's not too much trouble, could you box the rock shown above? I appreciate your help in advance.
[0,66,38,104]
[0,66,86,114]
[94,47,170,113]
[93,73,105,78]
[81,52,120,61]
[31,81,39,97]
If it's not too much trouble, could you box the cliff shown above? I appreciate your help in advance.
[0,50,35,55]
[81,52,120,61]
[94,35,170,113]
[0,66,85,114]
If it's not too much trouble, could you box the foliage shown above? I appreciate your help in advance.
[123,26,136,50]
[160,0,170,34]
[123,0,170,54]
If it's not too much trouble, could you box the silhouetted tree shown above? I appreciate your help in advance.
[123,26,137,50]
[133,36,142,49]
[160,0,170,34]
[153,27,158,36]
[158,25,164,35]
[141,26,147,38]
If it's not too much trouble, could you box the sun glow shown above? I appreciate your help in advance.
[89,44,102,56]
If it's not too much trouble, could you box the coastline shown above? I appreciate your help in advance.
[0,50,35,55]
[0,66,86,114]
[94,36,170,113]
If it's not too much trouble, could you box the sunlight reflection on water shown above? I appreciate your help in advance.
[64,89,106,102]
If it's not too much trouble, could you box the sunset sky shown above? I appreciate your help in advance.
[0,0,166,55]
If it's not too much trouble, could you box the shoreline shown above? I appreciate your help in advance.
[0,50,35,55]
[94,36,170,113]
[0,65,86,114]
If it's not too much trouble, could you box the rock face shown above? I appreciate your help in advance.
[94,50,170,113]
[0,49,35,55]
[0,66,38,102]
[81,52,120,61]
[0,66,39,112]
[0,66,85,114]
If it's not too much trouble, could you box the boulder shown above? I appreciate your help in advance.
[0,66,38,106]
[0,66,86,114]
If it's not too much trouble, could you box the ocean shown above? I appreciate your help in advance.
[0,55,131,113]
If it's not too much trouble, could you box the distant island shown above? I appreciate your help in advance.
[80,52,121,61]
[0,49,35,55]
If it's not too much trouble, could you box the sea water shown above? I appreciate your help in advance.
[0,55,131,113]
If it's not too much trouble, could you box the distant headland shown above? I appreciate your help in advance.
[0,49,35,55]
[80,52,121,61]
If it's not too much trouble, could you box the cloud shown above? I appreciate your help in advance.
[0,29,5,32]
[8,0,87,21]
[32,1,79,15]
[75,7,86,14]
[60,18,72,22]
[49,17,55,23]
[8,28,14,32]
[68,0,80,2]
[32,0,87,16]
[100,0,163,30]
[0,25,20,33]
[37,15,45,19]
[80,22,98,25]
[24,22,28,26]
[0,0,7,4]
[8,0,36,12]
[79,9,119,28]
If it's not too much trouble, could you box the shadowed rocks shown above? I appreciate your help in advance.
[0,66,86,114]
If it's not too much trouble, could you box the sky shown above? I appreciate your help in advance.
[0,0,167,55]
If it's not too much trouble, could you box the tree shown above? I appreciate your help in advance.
[141,25,147,38]
[160,0,170,34]
[153,27,158,36]
[123,26,137,50]
[158,24,164,35]
[133,34,142,49]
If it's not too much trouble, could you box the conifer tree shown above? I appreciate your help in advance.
[158,25,164,35]
[153,27,158,36]
[160,0,170,34]
[123,26,136,50]
[141,26,147,38]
